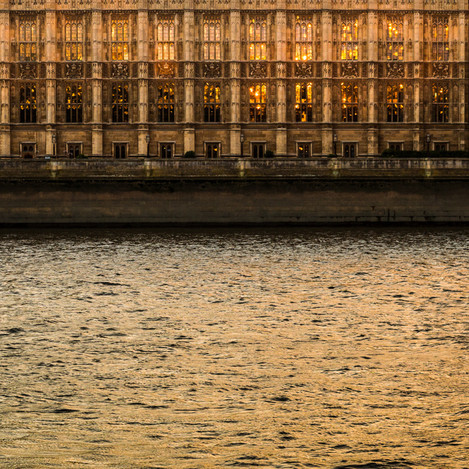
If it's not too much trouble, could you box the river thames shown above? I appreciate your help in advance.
[0,227,468,468]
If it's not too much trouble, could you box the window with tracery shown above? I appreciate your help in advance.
[295,83,313,122]
[340,18,358,60]
[432,84,449,122]
[204,84,221,122]
[157,19,175,61]
[111,20,129,61]
[66,84,83,123]
[249,84,267,122]
[386,18,404,61]
[386,83,404,122]
[65,21,83,61]
[432,17,449,61]
[157,84,175,122]
[341,82,358,122]
[112,83,129,122]
[203,18,221,60]
[19,21,37,61]
[20,84,37,123]
[295,17,313,61]
[249,18,267,61]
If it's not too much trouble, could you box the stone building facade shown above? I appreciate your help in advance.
[0,0,467,158]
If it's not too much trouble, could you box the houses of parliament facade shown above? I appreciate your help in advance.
[0,0,467,158]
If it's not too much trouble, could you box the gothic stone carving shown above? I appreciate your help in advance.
[19,63,36,79]
[112,62,130,79]
[341,62,359,78]
[295,62,314,78]
[386,62,404,78]
[433,62,449,78]
[203,62,221,78]
[249,62,267,78]
[65,62,83,79]
[156,62,175,77]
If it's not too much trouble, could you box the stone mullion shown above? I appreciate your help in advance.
[44,6,57,156]
[229,9,241,156]
[137,10,149,156]
[412,10,423,150]
[0,7,10,156]
[276,9,286,156]
[367,10,378,155]
[321,10,332,155]
[183,10,195,154]
[91,9,103,156]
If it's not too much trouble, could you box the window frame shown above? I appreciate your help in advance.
[111,82,130,123]
[111,19,129,61]
[249,83,267,123]
[249,18,267,61]
[18,20,38,62]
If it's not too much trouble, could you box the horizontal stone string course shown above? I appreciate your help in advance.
[0,0,467,158]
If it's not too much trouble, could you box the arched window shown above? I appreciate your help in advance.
[249,18,267,61]
[157,84,175,122]
[65,21,83,61]
[295,17,313,61]
[341,82,358,122]
[249,84,267,122]
[20,84,37,123]
[66,84,83,123]
[19,21,37,61]
[156,19,175,61]
[295,83,313,122]
[432,84,449,122]
[204,84,221,122]
[386,83,404,122]
[340,18,358,60]
[203,18,221,60]
[432,17,449,61]
[111,20,129,61]
[386,18,403,61]
[112,83,129,122]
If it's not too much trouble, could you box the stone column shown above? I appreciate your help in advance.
[413,11,422,127]
[44,5,56,156]
[367,11,378,155]
[137,9,149,156]
[458,12,466,148]
[321,10,333,155]
[276,9,287,155]
[91,10,103,156]
[229,9,241,156]
[0,3,10,156]
[183,9,195,154]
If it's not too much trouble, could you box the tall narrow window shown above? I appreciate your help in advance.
[66,84,83,123]
[19,21,37,61]
[295,83,313,122]
[203,18,221,60]
[112,83,129,122]
[157,84,175,122]
[157,19,175,61]
[65,21,83,61]
[340,18,358,60]
[386,18,403,61]
[249,18,267,61]
[295,17,313,61]
[249,84,267,122]
[341,82,358,122]
[20,84,37,123]
[432,17,449,61]
[386,83,404,122]
[111,20,129,61]
[432,84,449,122]
[204,84,221,122]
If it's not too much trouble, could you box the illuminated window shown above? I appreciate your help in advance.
[249,18,267,61]
[432,17,449,61]
[66,84,83,123]
[111,20,129,61]
[19,84,37,123]
[386,83,404,122]
[249,84,267,122]
[112,83,129,122]
[341,82,358,122]
[65,21,83,61]
[19,21,37,61]
[157,19,175,61]
[386,18,403,61]
[157,84,175,122]
[340,18,358,60]
[204,84,221,122]
[203,18,221,60]
[432,84,449,122]
[295,17,313,61]
[295,83,313,122]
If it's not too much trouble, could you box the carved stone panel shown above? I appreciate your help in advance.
[156,62,175,78]
[249,62,267,78]
[19,63,37,79]
[341,62,359,78]
[65,62,83,79]
[111,62,130,79]
[386,62,404,78]
[433,62,449,78]
[203,62,221,78]
[295,62,314,78]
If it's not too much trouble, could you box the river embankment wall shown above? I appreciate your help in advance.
[1,158,469,225]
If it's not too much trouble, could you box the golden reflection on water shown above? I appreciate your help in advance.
[0,228,468,468]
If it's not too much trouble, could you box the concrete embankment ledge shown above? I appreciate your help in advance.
[1,158,469,225]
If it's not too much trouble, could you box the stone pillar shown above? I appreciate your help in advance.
[276,128,287,157]
[458,12,466,148]
[0,6,10,156]
[45,7,56,156]
[321,10,333,155]
[183,10,195,153]
[137,10,149,156]
[413,12,422,126]
[91,10,103,156]
[230,10,241,156]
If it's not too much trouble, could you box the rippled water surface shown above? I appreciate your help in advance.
[0,227,468,468]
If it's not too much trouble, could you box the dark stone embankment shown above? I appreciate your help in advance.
[1,158,468,225]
